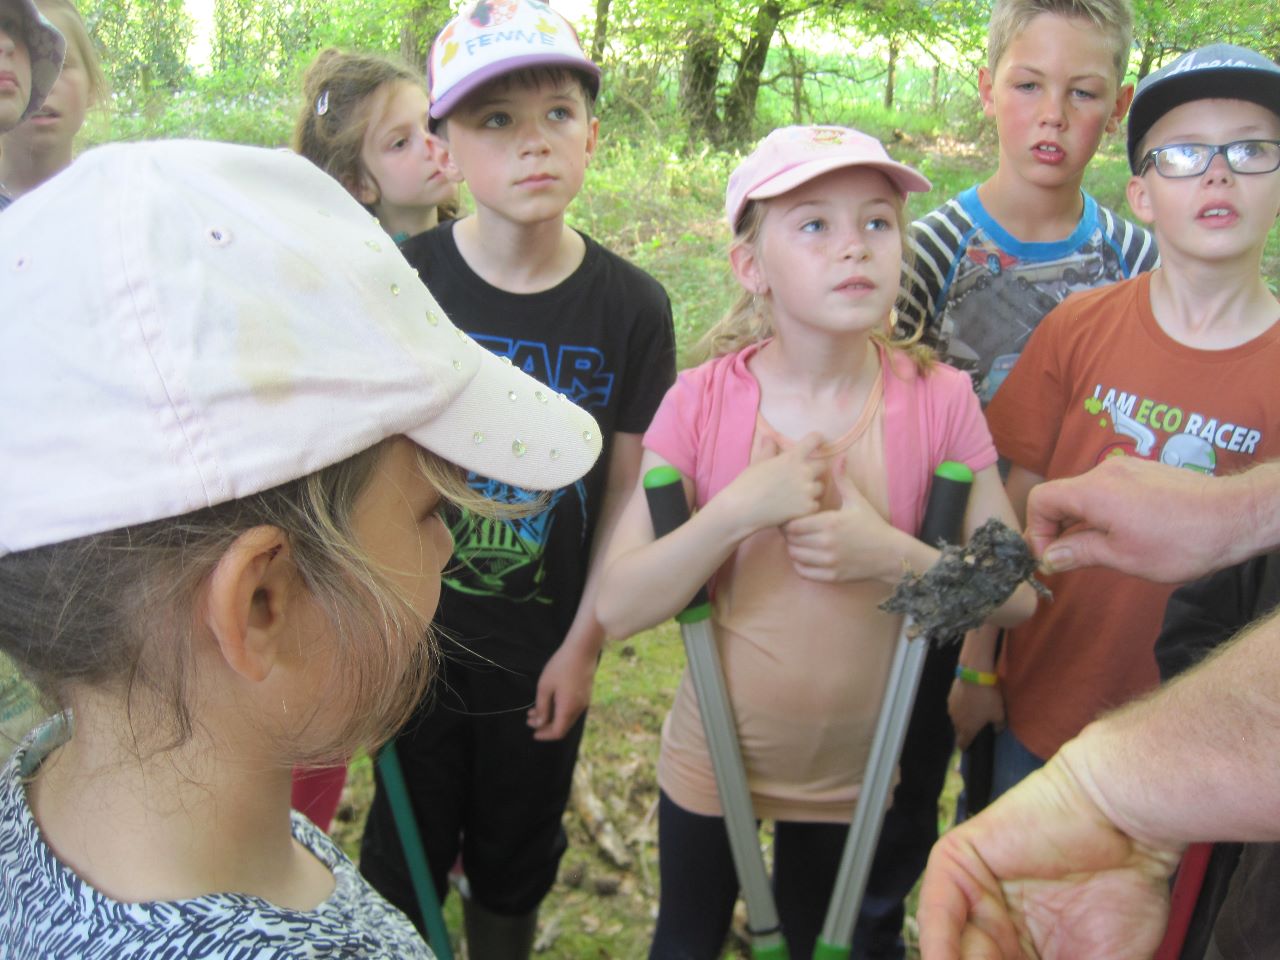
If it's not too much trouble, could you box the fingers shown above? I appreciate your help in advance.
[527,683,553,732]
[1024,476,1086,559]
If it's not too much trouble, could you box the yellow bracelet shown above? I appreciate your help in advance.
[955,665,998,687]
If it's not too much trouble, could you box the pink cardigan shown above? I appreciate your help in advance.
[644,341,997,536]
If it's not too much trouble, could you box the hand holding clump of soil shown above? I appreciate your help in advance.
[880,518,1051,639]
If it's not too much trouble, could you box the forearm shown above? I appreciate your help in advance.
[956,622,1000,672]
[598,492,758,638]
[1229,462,1280,567]
[1064,607,1280,847]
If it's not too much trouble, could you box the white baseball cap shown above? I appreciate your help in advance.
[428,0,600,124]
[0,140,603,556]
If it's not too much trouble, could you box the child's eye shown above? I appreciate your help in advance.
[548,106,573,121]
[867,216,893,232]
[391,137,409,150]
[482,112,512,129]
[1070,88,1098,101]
[1014,81,1038,93]
[800,219,826,233]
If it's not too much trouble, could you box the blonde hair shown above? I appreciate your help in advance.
[0,440,498,764]
[987,0,1134,81]
[38,0,108,107]
[698,195,933,371]
[294,48,458,221]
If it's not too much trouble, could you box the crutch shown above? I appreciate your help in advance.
[645,465,788,960]
[377,743,456,960]
[814,461,973,960]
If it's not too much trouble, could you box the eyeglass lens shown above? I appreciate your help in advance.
[1152,140,1280,177]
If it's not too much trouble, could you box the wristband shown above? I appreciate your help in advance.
[955,665,998,687]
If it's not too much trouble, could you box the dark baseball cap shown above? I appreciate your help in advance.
[1127,44,1280,172]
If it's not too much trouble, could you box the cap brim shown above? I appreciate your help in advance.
[1129,71,1280,170]
[751,156,932,204]
[406,343,601,491]
[430,54,602,121]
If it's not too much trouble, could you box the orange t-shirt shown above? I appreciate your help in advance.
[987,271,1280,759]
[658,373,903,822]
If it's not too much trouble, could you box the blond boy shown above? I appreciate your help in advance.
[862,2,1158,955]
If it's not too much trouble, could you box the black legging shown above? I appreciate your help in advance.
[649,791,849,960]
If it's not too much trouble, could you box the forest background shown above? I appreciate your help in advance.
[66,0,1280,956]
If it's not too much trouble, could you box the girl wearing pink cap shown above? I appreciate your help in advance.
[598,125,1038,958]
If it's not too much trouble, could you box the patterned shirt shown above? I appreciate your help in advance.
[899,186,1158,404]
[0,717,434,959]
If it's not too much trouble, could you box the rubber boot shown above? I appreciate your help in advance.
[461,896,538,960]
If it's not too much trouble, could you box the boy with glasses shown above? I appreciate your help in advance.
[972,42,1280,810]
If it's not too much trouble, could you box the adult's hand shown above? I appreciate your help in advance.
[917,741,1181,960]
[1025,457,1270,582]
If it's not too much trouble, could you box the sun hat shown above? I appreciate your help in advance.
[0,140,602,556]
[427,0,600,125]
[11,0,66,121]
[725,125,932,231]
[1127,43,1280,172]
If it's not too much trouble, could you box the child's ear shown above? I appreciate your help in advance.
[352,172,380,207]
[432,133,466,184]
[1106,82,1135,135]
[729,240,767,296]
[978,66,996,118]
[1126,173,1155,225]
[584,115,600,165]
[203,526,298,684]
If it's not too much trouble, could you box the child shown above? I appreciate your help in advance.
[980,41,1280,807]
[0,0,103,201]
[0,139,603,957]
[294,48,457,245]
[596,125,1038,960]
[0,0,63,183]
[864,1,1159,950]
[356,2,676,955]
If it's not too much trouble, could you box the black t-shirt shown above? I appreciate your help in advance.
[400,222,675,675]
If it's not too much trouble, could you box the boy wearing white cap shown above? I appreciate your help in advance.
[357,2,676,955]
[0,140,602,958]
[0,0,64,204]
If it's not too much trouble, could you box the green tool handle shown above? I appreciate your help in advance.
[643,465,788,960]
[814,461,974,960]
[378,744,455,960]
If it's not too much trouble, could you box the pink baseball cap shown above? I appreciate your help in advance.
[725,125,931,231]
[428,0,600,124]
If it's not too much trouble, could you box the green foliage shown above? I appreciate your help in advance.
[80,0,193,92]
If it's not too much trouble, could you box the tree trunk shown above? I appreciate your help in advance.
[884,37,898,110]
[931,62,940,109]
[722,0,782,145]
[590,0,612,63]
[680,20,723,143]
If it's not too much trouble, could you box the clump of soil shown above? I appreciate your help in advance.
[881,519,1050,639]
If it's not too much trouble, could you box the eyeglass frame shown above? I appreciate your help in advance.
[1136,139,1280,178]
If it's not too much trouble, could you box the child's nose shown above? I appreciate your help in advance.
[1202,151,1234,182]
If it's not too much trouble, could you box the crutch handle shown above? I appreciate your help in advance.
[643,465,712,623]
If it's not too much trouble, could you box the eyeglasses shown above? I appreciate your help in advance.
[1138,139,1280,178]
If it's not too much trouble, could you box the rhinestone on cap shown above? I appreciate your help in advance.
[512,440,527,457]
[550,449,561,460]
[583,430,594,443]
[426,311,440,326]
[452,360,462,370]
[508,390,518,402]
[535,390,547,403]
[390,283,400,296]
[366,240,382,252]
[473,431,485,444]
